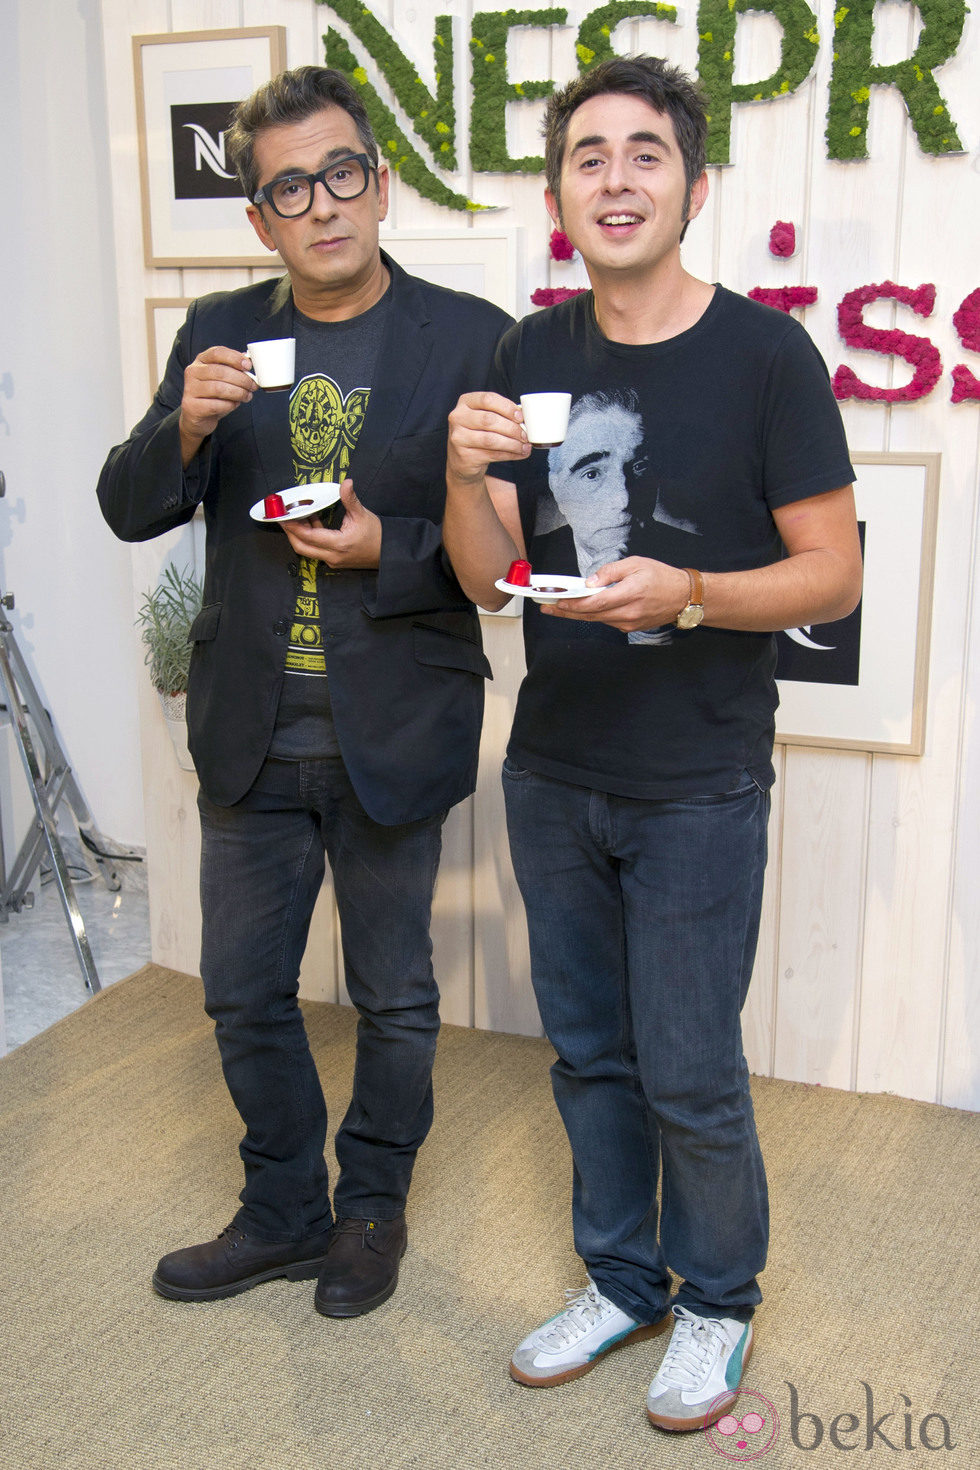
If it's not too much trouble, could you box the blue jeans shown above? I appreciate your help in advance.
[198,757,444,1242]
[503,761,770,1325]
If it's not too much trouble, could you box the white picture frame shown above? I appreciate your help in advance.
[380,228,521,318]
[134,28,286,268]
[775,451,940,755]
[145,299,194,392]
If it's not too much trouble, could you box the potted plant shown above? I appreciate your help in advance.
[136,564,203,771]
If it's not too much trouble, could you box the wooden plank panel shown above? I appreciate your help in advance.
[169,0,244,30]
[713,14,815,302]
[432,800,476,1027]
[742,743,784,1078]
[297,880,342,1003]
[472,616,539,1036]
[773,748,869,1089]
[853,3,979,1101]
[243,0,318,69]
[942,480,980,1107]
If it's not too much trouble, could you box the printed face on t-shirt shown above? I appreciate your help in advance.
[546,393,640,575]
[539,388,703,645]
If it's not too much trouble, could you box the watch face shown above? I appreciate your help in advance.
[677,604,704,629]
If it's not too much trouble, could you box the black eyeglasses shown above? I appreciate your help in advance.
[253,154,375,218]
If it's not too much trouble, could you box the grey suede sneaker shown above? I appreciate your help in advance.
[646,1306,754,1431]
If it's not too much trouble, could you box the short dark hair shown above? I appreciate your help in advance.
[543,56,708,221]
[226,65,379,202]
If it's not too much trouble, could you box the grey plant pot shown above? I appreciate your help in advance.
[156,690,195,773]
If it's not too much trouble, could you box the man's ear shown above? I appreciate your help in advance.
[544,188,562,232]
[685,171,709,225]
[376,161,390,224]
[246,203,278,253]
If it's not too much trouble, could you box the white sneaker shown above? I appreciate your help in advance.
[646,1305,754,1430]
[510,1277,670,1386]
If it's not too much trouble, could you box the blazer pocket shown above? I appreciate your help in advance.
[390,426,447,469]
[188,602,221,643]
[412,623,492,679]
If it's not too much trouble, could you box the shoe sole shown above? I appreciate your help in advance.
[646,1330,755,1431]
[314,1274,399,1318]
[151,1256,329,1303]
[510,1312,673,1387]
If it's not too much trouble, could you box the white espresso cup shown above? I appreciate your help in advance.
[246,337,296,391]
[520,392,572,447]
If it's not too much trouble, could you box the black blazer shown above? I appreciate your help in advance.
[98,256,512,823]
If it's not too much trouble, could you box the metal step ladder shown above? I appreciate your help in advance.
[0,472,121,993]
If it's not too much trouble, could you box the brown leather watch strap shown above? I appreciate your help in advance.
[682,567,703,609]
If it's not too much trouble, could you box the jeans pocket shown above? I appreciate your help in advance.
[501,756,532,782]
[672,772,767,807]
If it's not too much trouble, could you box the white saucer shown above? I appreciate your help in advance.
[249,484,342,523]
[494,573,599,605]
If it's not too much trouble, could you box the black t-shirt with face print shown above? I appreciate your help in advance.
[488,286,854,798]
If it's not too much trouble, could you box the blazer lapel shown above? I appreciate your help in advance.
[249,278,297,493]
[346,256,434,502]
[243,261,434,500]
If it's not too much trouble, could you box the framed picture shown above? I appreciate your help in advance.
[380,228,521,318]
[145,299,194,391]
[774,451,940,755]
[134,28,286,268]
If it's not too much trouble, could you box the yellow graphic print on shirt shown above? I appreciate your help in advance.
[285,374,370,677]
[291,377,370,486]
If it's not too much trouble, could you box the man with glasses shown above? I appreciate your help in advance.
[98,66,511,1318]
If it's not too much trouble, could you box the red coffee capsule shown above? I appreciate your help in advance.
[263,494,286,519]
[507,559,532,587]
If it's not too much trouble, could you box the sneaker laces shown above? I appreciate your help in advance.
[537,1280,616,1349]
[657,1307,724,1388]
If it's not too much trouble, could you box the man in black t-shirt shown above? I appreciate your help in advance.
[98,67,510,1320]
[443,57,861,1431]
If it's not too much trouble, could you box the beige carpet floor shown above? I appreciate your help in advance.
[0,964,977,1468]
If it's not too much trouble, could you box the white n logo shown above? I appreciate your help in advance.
[182,123,236,179]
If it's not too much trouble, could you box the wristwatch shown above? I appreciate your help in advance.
[675,568,704,629]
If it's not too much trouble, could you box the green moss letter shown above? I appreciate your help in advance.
[576,2,677,70]
[826,0,965,159]
[470,9,569,173]
[697,0,820,164]
[322,0,458,168]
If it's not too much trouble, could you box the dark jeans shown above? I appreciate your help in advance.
[198,757,444,1242]
[503,760,770,1324]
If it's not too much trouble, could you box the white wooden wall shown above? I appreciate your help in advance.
[99,0,980,1108]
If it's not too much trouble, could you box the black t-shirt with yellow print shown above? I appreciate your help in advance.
[269,291,390,758]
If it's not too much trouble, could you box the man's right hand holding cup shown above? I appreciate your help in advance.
[446,391,531,489]
[179,347,256,467]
